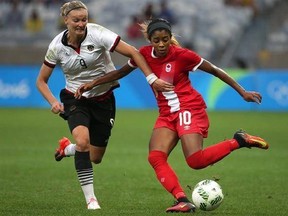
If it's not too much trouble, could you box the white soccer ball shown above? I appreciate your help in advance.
[191,179,224,211]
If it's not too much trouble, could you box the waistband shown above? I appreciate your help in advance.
[64,89,113,102]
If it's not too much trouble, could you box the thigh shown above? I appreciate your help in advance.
[89,94,116,147]
[67,109,90,132]
[149,127,179,155]
[177,108,209,138]
[180,133,204,158]
[89,120,113,147]
[89,145,107,164]
[60,89,90,131]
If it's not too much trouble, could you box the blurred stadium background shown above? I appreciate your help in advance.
[0,0,288,111]
[0,1,287,215]
[0,0,288,67]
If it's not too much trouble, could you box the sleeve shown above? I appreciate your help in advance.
[94,24,121,52]
[182,49,203,72]
[128,58,138,68]
[44,42,57,68]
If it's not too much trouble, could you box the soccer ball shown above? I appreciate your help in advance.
[191,179,224,211]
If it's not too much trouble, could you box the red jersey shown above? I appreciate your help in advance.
[129,45,206,116]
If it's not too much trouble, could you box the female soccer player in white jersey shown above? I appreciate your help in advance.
[36,1,173,210]
[74,18,269,213]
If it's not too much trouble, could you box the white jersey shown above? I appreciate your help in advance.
[44,23,120,98]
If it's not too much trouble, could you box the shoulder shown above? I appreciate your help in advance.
[171,45,193,54]
[129,45,152,67]
[139,45,152,55]
[87,23,116,35]
[86,23,103,37]
[173,45,201,60]
[87,23,104,31]
[168,45,202,71]
[48,31,65,49]
[86,23,119,44]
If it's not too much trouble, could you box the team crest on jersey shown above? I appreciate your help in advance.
[87,45,95,51]
[165,63,172,72]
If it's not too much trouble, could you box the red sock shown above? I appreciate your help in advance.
[148,150,186,200]
[186,139,239,169]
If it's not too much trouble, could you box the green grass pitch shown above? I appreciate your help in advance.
[0,108,287,216]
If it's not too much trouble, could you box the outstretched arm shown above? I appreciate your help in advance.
[198,59,262,104]
[75,64,134,99]
[114,40,174,93]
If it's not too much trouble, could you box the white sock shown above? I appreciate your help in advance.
[64,144,76,156]
[81,184,97,204]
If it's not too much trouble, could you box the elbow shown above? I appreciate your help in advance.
[129,45,138,52]
[36,77,46,91]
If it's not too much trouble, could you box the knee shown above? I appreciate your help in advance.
[90,153,103,164]
[186,160,202,170]
[90,157,102,164]
[89,146,106,164]
[75,139,90,152]
[148,150,167,168]
[72,127,90,151]
[186,151,205,170]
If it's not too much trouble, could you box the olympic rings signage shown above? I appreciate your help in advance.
[267,80,288,106]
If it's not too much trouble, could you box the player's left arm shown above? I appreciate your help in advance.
[198,59,262,104]
[74,64,134,99]
[114,40,174,93]
[36,64,65,113]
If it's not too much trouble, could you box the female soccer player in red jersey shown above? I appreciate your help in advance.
[74,18,269,213]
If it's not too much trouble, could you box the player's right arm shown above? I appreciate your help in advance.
[199,59,262,104]
[36,64,64,114]
[75,64,134,99]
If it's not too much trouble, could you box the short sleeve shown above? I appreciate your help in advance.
[44,43,58,67]
[128,58,137,68]
[181,49,203,72]
[90,24,120,52]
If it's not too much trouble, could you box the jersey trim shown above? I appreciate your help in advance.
[44,60,56,68]
[151,47,157,58]
[128,59,137,68]
[110,36,121,52]
[193,58,204,71]
[61,30,87,52]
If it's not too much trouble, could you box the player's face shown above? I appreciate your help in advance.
[150,30,171,57]
[65,8,88,38]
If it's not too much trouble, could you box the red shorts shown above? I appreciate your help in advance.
[154,108,209,138]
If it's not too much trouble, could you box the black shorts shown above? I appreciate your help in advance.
[59,89,116,147]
